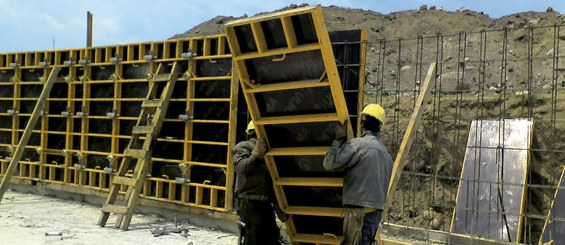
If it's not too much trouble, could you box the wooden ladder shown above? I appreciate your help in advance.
[98,62,180,230]
[0,67,62,202]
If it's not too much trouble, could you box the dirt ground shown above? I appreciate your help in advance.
[0,190,238,245]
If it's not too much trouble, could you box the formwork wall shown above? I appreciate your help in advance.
[0,28,367,224]
[368,24,565,243]
[0,35,238,212]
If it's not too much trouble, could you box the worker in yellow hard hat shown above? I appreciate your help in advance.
[323,103,393,245]
[233,121,289,244]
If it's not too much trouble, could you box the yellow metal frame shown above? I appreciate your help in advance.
[225,5,353,244]
[0,34,237,212]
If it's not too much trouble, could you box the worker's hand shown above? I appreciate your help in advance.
[278,213,291,223]
[252,137,268,158]
[334,121,348,143]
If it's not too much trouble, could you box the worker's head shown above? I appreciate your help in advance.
[246,121,256,136]
[361,104,385,133]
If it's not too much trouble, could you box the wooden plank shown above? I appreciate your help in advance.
[0,67,61,202]
[384,63,436,207]
[539,162,565,243]
[141,99,163,108]
[131,126,154,135]
[379,63,436,239]
[112,176,137,186]
[124,149,148,159]
[101,204,128,214]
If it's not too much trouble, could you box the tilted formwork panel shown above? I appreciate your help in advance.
[234,29,368,143]
[0,34,238,212]
[225,6,354,244]
[329,30,367,136]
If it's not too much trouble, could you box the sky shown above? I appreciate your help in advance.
[0,0,563,53]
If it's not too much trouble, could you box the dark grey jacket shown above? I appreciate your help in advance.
[232,137,273,201]
[323,131,393,210]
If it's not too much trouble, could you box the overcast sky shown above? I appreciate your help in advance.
[0,0,563,53]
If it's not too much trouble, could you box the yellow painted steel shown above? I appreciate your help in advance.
[0,34,237,213]
[225,5,354,244]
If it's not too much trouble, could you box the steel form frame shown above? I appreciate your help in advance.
[225,5,354,244]
[0,34,237,212]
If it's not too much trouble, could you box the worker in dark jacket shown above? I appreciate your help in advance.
[233,121,285,245]
[323,104,393,245]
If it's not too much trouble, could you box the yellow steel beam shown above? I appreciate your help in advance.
[266,146,330,156]
[275,177,343,187]
[245,80,329,93]
[255,113,339,125]
[285,206,344,217]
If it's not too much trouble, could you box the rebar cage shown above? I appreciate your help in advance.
[369,24,565,244]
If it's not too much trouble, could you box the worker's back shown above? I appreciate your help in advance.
[341,131,393,210]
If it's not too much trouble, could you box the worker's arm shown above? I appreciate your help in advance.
[323,140,356,172]
[232,144,259,173]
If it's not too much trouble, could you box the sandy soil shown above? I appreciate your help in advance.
[0,190,238,245]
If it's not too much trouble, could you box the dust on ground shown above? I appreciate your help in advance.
[0,190,238,245]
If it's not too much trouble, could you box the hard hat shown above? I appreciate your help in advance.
[361,104,386,125]
[246,121,255,135]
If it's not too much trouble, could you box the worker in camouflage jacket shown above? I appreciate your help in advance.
[233,121,288,245]
[323,104,393,245]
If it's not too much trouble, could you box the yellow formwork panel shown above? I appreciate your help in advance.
[0,34,237,212]
[225,5,353,244]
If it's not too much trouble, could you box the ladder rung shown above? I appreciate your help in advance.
[284,206,344,217]
[101,204,128,214]
[266,147,330,156]
[142,99,163,108]
[255,113,339,125]
[558,36,565,40]
[555,68,565,72]
[113,176,137,186]
[124,149,148,159]
[131,126,154,135]
[292,233,344,244]
[153,73,170,82]
[275,177,343,187]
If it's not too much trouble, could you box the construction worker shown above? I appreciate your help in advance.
[233,121,287,245]
[323,104,393,245]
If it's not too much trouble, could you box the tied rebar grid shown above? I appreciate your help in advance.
[366,23,565,244]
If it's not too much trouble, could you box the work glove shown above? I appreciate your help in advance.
[334,121,348,143]
[252,137,268,158]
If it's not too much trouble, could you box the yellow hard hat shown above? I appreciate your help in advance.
[246,121,255,135]
[361,104,386,125]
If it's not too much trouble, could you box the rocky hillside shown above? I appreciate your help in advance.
[172,4,565,89]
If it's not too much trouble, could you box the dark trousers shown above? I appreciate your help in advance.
[361,210,382,245]
[237,198,279,245]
